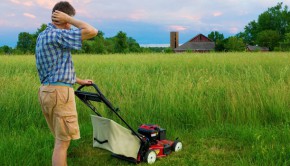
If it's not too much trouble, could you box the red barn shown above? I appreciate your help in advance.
[173,34,215,53]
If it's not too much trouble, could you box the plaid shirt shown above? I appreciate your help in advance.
[35,23,82,84]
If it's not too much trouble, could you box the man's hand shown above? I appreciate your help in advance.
[52,10,71,25]
[76,78,93,85]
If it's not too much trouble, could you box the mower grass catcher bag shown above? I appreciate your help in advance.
[91,115,141,159]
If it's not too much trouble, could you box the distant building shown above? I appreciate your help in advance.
[246,45,269,52]
[170,32,179,49]
[171,33,215,53]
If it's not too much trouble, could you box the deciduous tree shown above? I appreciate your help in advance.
[224,37,245,52]
[208,31,225,51]
[16,32,33,54]
[256,30,280,50]
[115,31,129,53]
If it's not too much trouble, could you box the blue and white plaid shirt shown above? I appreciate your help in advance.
[35,23,82,84]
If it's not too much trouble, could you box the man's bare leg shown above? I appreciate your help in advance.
[52,139,70,166]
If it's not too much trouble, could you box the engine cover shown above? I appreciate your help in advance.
[138,124,166,143]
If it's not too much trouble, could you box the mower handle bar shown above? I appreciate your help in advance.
[77,84,116,112]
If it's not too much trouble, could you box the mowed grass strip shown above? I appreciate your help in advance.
[0,52,289,165]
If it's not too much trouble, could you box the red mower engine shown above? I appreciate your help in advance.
[138,124,166,143]
[137,124,182,164]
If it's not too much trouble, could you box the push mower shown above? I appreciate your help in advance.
[75,84,182,164]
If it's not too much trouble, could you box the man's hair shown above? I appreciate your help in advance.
[52,1,76,16]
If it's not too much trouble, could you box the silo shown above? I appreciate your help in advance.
[170,32,179,49]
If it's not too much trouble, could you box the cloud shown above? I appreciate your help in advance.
[129,10,147,20]
[35,0,60,9]
[0,20,5,26]
[10,0,34,7]
[229,27,239,34]
[169,25,187,31]
[10,0,20,5]
[6,13,16,17]
[213,12,223,17]
[82,0,92,4]
[10,0,21,5]
[23,13,36,19]
[23,1,34,7]
[181,15,201,22]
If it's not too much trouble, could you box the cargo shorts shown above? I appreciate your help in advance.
[38,85,80,141]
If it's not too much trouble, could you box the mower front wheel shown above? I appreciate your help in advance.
[172,140,182,152]
[144,150,157,164]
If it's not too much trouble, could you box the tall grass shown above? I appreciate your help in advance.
[0,52,289,165]
[73,53,289,128]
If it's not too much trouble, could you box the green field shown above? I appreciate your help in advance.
[0,52,289,165]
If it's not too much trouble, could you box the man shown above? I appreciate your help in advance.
[35,1,98,165]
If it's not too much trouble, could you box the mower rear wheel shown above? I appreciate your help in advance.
[172,140,182,152]
[145,150,157,164]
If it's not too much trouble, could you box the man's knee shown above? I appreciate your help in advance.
[54,139,71,150]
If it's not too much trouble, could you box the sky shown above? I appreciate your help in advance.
[1,0,290,47]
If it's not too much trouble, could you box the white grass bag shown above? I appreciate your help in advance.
[91,115,141,159]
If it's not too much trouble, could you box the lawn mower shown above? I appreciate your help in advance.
[75,84,182,164]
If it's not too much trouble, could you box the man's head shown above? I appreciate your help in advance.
[52,1,75,16]
[52,1,75,29]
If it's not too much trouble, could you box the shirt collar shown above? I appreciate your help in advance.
[48,23,57,29]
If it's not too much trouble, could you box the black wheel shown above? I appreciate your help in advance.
[144,150,157,164]
[172,140,182,152]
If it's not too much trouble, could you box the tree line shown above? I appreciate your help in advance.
[0,23,156,55]
[1,2,290,54]
[208,2,290,52]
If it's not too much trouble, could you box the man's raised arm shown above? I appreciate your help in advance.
[52,10,98,40]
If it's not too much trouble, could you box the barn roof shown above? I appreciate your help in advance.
[174,42,215,51]
[174,34,215,51]
[247,45,269,51]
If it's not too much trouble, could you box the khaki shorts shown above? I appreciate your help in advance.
[38,85,80,141]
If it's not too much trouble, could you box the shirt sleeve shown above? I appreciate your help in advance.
[57,28,82,50]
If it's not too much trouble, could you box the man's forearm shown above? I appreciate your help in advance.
[68,17,98,40]
[68,17,92,31]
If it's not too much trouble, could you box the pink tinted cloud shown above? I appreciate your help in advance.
[181,15,201,22]
[229,27,239,34]
[129,10,147,20]
[10,0,34,7]
[23,13,36,19]
[35,0,60,9]
[10,0,20,4]
[0,20,5,26]
[213,12,222,17]
[77,9,95,18]
[169,25,187,31]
